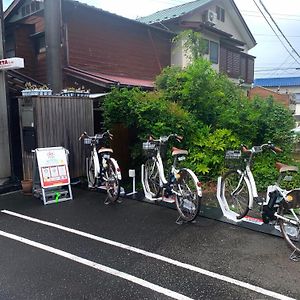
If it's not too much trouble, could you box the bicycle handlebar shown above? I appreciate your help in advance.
[241,142,282,155]
[79,130,113,141]
[148,133,182,144]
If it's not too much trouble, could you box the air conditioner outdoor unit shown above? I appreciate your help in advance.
[202,9,217,25]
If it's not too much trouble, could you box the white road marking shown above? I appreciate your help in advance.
[0,229,193,300]
[2,209,296,300]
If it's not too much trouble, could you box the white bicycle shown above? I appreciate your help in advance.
[79,130,122,203]
[142,134,202,223]
[221,142,300,254]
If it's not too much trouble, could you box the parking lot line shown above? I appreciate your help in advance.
[2,209,295,300]
[0,229,193,300]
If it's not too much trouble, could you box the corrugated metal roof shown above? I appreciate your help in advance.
[254,77,300,87]
[64,66,154,89]
[137,0,212,24]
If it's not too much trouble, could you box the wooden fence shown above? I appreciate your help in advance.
[19,96,93,180]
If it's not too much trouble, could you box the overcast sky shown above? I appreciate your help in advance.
[3,0,300,78]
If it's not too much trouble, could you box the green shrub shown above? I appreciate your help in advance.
[103,57,296,190]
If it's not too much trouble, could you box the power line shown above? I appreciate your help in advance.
[254,34,300,37]
[259,0,300,61]
[243,13,300,21]
[240,10,300,17]
[252,0,300,65]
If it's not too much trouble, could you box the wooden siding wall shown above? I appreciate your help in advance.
[13,15,47,83]
[220,45,254,83]
[15,25,35,78]
[63,3,171,81]
[19,96,93,180]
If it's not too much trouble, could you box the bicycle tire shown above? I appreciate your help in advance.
[278,203,300,254]
[174,169,200,222]
[144,158,161,198]
[221,170,250,219]
[87,156,97,188]
[105,159,120,203]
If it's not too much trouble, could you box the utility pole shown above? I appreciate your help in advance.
[44,0,63,94]
[0,0,12,184]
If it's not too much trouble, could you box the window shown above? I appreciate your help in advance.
[202,39,209,55]
[216,6,225,22]
[209,41,219,64]
[36,35,46,54]
[31,32,46,54]
[5,37,15,58]
[20,1,42,18]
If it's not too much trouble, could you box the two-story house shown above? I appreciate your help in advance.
[138,0,256,85]
[4,0,173,93]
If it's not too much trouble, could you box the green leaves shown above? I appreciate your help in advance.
[103,54,296,189]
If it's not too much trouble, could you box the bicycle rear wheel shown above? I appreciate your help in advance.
[87,156,96,188]
[221,170,250,219]
[144,158,161,198]
[104,159,120,203]
[278,197,300,254]
[175,169,200,222]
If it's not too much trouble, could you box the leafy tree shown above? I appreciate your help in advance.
[172,29,207,61]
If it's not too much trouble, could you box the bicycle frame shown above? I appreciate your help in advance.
[154,143,201,197]
[89,146,101,182]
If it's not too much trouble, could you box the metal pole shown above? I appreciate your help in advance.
[0,0,12,183]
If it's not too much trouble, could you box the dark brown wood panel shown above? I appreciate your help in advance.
[64,3,171,80]
[15,25,35,77]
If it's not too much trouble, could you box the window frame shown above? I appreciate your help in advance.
[216,6,225,22]
[209,41,219,64]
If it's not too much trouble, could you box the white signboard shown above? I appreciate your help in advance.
[35,147,70,188]
[0,57,24,71]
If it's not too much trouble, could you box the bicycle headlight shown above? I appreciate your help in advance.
[284,190,300,209]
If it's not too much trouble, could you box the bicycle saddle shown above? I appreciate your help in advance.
[98,147,113,153]
[275,162,298,173]
[171,147,188,156]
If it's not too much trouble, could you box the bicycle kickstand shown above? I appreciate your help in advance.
[104,197,110,205]
[289,249,300,262]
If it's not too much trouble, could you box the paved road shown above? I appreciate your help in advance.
[0,188,299,300]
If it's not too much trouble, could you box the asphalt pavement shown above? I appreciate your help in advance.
[0,187,299,300]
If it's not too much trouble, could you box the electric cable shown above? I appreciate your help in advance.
[252,0,300,65]
[259,0,300,61]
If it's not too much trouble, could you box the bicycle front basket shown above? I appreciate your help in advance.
[84,138,92,145]
[225,150,242,169]
[142,142,157,157]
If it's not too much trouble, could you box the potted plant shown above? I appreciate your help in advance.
[22,82,52,96]
[21,179,33,195]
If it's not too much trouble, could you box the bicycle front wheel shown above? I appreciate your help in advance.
[144,158,161,198]
[278,196,300,254]
[174,169,200,222]
[104,159,120,203]
[221,170,250,219]
[87,156,96,188]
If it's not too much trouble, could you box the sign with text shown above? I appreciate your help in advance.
[35,147,70,188]
[0,57,24,71]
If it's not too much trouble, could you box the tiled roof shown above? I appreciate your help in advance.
[137,0,212,24]
[254,77,300,87]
